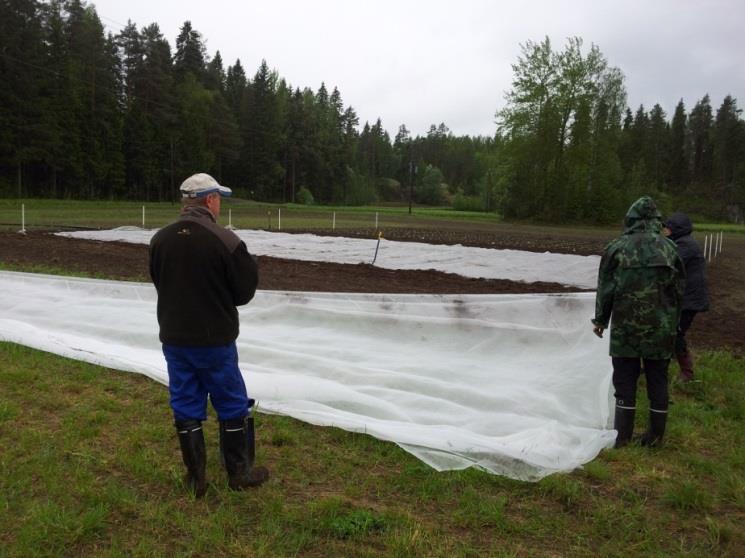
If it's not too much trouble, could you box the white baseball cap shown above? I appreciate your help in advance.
[180,173,232,198]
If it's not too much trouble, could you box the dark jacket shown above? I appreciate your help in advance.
[149,206,258,346]
[665,212,709,312]
[593,197,685,359]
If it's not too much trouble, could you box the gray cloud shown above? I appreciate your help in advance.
[92,0,745,136]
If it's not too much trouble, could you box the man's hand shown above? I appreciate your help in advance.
[592,325,604,338]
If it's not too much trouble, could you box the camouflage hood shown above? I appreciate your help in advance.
[623,196,662,234]
[593,194,685,358]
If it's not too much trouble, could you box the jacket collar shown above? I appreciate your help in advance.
[180,205,216,223]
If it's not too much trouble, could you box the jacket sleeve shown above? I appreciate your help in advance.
[228,241,259,306]
[675,236,697,268]
[592,244,617,328]
[673,251,686,306]
[148,238,159,289]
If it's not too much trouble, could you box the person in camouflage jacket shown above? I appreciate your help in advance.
[592,196,685,448]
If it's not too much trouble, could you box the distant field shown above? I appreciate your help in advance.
[1,198,505,232]
[2,198,742,238]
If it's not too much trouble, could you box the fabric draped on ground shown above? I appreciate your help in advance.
[0,270,614,480]
[57,228,600,289]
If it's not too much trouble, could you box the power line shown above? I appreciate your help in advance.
[97,13,130,31]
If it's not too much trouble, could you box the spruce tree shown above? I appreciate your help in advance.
[646,104,670,191]
[712,95,744,186]
[174,21,206,83]
[225,60,247,116]
[668,99,689,193]
[0,0,47,196]
[689,94,714,184]
[205,51,225,92]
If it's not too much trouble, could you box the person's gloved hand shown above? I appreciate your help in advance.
[592,325,604,338]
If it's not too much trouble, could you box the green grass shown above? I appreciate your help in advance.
[0,261,116,280]
[3,198,742,237]
[0,197,621,236]
[0,198,508,232]
[695,222,745,234]
[1,342,744,557]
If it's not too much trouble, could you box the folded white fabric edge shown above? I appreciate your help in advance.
[0,270,615,481]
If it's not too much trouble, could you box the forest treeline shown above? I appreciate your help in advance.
[2,1,744,222]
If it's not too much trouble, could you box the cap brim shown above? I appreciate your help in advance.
[214,185,232,197]
[182,185,233,198]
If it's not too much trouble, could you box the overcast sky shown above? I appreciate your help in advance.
[90,0,745,138]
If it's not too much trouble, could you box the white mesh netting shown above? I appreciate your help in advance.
[57,228,600,289]
[0,270,614,481]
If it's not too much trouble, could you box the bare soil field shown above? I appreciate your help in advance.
[1,227,742,352]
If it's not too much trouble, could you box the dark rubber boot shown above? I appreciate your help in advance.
[219,416,269,489]
[613,401,636,448]
[175,420,207,498]
[639,409,667,447]
[676,351,694,383]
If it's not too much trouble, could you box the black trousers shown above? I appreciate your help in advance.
[675,310,697,354]
[612,357,670,412]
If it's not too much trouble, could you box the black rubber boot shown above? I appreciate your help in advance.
[639,409,667,447]
[175,419,207,498]
[613,401,636,448]
[219,416,269,489]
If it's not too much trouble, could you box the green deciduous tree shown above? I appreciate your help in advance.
[497,36,626,221]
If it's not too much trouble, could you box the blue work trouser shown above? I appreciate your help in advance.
[162,342,251,422]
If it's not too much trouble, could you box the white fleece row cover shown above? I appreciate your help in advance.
[57,228,600,289]
[0,270,615,480]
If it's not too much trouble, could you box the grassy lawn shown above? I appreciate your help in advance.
[3,198,742,241]
[0,198,594,235]
[1,198,508,232]
[1,342,743,557]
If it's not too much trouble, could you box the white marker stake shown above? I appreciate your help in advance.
[708,234,713,262]
[333,212,336,230]
[21,203,26,233]
[703,234,708,261]
[375,211,379,230]
[278,208,282,230]
[711,234,715,260]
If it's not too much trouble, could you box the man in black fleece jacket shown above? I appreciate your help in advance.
[663,212,709,382]
[149,173,268,497]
